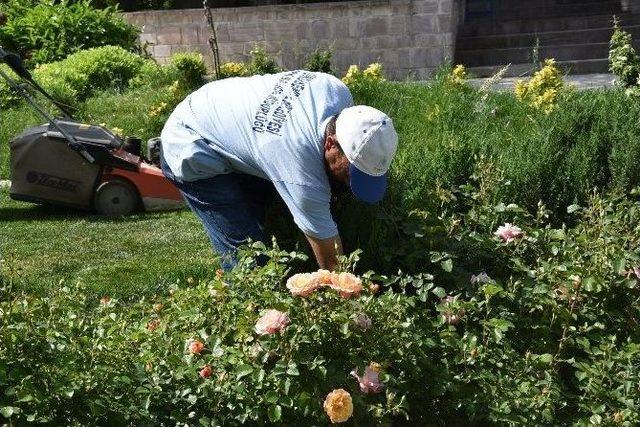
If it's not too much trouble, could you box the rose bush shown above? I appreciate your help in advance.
[1,173,639,424]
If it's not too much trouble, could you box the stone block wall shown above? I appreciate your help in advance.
[123,0,460,79]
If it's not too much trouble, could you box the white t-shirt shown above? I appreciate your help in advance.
[160,70,354,239]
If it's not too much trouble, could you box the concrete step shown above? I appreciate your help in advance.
[457,42,612,67]
[457,25,640,50]
[466,58,612,77]
[460,12,637,37]
[466,1,623,22]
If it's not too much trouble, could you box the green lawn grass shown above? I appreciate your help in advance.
[0,188,217,298]
[4,76,640,294]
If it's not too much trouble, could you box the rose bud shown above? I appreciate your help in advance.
[199,365,212,379]
[188,339,205,354]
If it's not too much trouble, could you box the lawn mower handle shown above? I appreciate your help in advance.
[0,46,75,119]
[0,46,95,164]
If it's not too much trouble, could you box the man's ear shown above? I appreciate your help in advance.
[324,134,338,151]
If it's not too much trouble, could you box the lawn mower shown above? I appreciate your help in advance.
[0,46,184,215]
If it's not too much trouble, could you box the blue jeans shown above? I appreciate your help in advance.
[160,144,275,271]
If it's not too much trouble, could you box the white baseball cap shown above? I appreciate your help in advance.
[335,105,398,203]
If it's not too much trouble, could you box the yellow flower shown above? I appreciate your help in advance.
[323,389,353,424]
[514,80,527,100]
[363,62,385,81]
[513,58,563,114]
[342,65,360,85]
[450,64,467,86]
[220,62,249,78]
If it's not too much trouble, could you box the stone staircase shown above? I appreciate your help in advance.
[454,0,640,76]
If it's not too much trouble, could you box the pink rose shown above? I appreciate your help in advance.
[354,313,372,329]
[199,365,212,379]
[255,309,290,335]
[494,223,522,243]
[188,339,205,354]
[350,365,383,394]
[634,267,640,280]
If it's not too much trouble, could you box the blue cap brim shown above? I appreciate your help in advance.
[349,164,387,204]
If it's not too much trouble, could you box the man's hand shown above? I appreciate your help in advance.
[305,234,343,271]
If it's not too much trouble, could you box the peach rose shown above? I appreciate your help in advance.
[350,365,383,394]
[255,309,290,335]
[199,365,212,379]
[153,303,163,312]
[286,273,321,297]
[329,272,363,299]
[494,223,522,243]
[323,389,353,423]
[369,283,381,294]
[100,296,111,305]
[188,339,205,354]
[314,269,336,285]
[286,270,336,297]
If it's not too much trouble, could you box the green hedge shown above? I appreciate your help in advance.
[0,0,139,65]
[1,187,639,425]
[339,78,640,272]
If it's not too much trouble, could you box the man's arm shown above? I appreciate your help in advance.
[305,234,343,271]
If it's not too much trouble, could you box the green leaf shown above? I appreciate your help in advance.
[440,259,453,272]
[265,390,279,404]
[340,322,350,335]
[236,364,253,379]
[0,406,20,418]
[482,283,503,297]
[613,258,626,275]
[567,204,581,214]
[432,287,446,298]
[286,363,299,376]
[17,394,33,403]
[534,353,554,364]
[268,404,282,422]
[548,228,565,240]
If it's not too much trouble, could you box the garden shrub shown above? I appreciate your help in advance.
[2,182,639,425]
[609,17,640,96]
[247,44,282,75]
[0,45,148,108]
[0,0,139,66]
[303,47,334,74]
[168,51,208,89]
